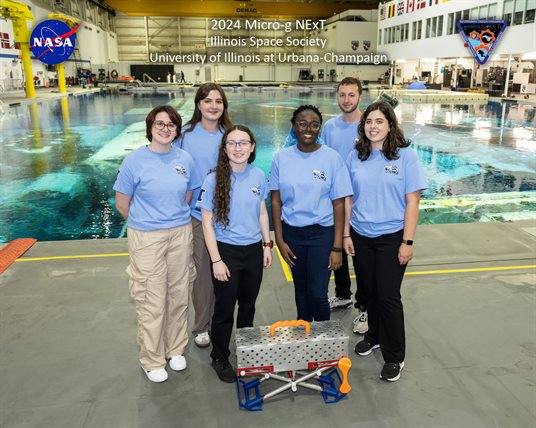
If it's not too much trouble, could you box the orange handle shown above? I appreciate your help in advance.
[338,357,352,394]
[269,320,310,336]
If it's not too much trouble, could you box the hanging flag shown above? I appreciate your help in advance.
[389,4,395,18]
[398,1,405,15]
[417,0,427,9]
[406,0,415,13]
[457,20,507,65]
[380,5,386,20]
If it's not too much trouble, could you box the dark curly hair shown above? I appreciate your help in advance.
[213,125,257,227]
[356,101,409,161]
[145,105,182,142]
[183,83,232,135]
[290,104,323,125]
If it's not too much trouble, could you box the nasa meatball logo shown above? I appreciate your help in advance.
[30,20,80,65]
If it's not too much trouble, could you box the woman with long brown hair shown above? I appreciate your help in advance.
[179,83,233,349]
[343,101,428,382]
[197,125,272,383]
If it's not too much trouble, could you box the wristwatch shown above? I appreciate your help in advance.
[402,239,414,246]
[263,240,274,248]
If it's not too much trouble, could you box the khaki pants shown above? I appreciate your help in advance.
[189,217,215,335]
[127,224,192,371]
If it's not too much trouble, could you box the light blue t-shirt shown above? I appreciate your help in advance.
[320,115,359,162]
[113,145,201,231]
[269,145,353,227]
[196,164,268,245]
[178,123,223,221]
[346,146,428,238]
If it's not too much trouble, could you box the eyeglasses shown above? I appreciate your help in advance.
[226,140,252,148]
[295,120,321,131]
[154,121,178,131]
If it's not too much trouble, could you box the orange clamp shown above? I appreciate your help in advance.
[269,320,310,336]
[338,357,352,394]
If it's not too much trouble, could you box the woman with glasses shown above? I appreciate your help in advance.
[179,83,233,350]
[197,125,272,383]
[270,105,352,322]
[343,102,427,382]
[114,105,201,383]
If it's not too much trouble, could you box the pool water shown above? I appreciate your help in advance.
[0,90,534,242]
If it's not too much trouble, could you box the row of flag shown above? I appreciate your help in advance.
[380,0,449,20]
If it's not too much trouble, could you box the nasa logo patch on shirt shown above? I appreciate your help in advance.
[174,165,187,175]
[251,187,261,196]
[312,170,327,181]
[384,165,399,175]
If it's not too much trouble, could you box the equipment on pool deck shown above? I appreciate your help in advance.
[235,320,351,411]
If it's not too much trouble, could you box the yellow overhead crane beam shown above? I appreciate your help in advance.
[0,0,35,98]
[104,0,367,18]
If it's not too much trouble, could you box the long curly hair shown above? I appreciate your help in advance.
[213,125,257,227]
[356,101,409,161]
[183,83,232,134]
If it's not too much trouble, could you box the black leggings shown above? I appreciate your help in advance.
[210,240,263,361]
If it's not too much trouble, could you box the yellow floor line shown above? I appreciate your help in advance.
[14,251,536,281]
[274,248,535,282]
[15,253,128,262]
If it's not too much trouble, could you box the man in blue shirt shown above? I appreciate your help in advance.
[407,77,427,90]
[320,77,368,335]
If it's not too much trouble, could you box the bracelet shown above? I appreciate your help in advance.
[343,236,351,239]
[331,247,343,253]
[212,259,222,264]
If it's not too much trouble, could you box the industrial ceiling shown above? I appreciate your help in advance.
[103,0,383,19]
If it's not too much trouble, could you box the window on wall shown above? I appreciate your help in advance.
[413,20,422,40]
[378,29,382,45]
[425,16,442,38]
[526,0,536,23]
[503,0,514,25]
[489,3,497,18]
[404,23,409,41]
[514,0,525,24]
[470,7,478,19]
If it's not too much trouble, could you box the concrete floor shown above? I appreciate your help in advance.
[0,221,535,428]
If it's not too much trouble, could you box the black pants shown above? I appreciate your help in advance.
[334,252,367,311]
[210,241,263,361]
[352,229,407,363]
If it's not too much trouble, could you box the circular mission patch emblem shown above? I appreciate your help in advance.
[30,20,78,65]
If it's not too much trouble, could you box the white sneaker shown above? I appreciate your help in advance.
[194,332,210,348]
[142,367,168,383]
[353,309,369,334]
[168,355,187,372]
[328,296,352,310]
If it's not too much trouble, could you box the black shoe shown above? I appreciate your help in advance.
[211,359,237,383]
[354,339,380,356]
[380,362,405,382]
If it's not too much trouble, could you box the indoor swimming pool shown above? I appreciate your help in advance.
[0,90,534,242]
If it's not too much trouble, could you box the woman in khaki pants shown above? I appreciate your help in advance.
[114,105,201,382]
